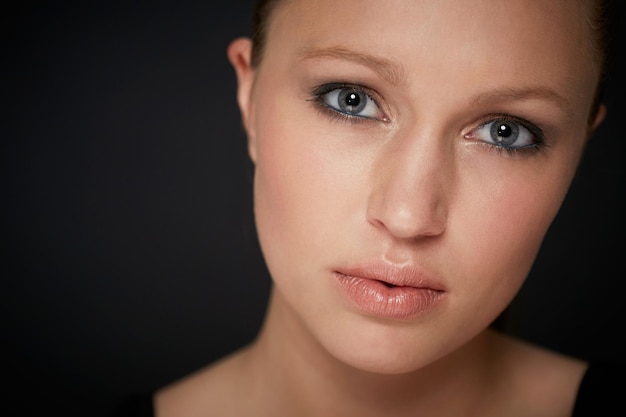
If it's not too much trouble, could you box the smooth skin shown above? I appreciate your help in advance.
[156,0,606,416]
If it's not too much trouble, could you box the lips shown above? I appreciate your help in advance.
[333,263,445,319]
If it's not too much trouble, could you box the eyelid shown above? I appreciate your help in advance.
[469,113,545,142]
[309,82,389,123]
[311,82,377,98]
[463,113,549,157]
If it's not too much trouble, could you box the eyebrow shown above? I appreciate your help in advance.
[297,46,572,115]
[297,46,405,85]
[470,86,572,116]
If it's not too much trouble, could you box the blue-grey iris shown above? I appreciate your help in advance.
[338,89,366,114]
[490,121,519,146]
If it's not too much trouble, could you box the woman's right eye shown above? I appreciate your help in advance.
[313,84,386,121]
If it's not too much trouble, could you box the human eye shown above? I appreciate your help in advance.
[309,83,388,122]
[464,114,547,156]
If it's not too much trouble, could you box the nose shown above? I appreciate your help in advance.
[366,130,452,240]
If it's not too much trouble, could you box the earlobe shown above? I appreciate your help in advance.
[227,37,257,162]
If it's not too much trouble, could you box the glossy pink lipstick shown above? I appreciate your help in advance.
[333,263,445,320]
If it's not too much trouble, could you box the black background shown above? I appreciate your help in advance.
[2,1,624,415]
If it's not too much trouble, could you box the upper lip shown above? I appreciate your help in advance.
[334,261,446,291]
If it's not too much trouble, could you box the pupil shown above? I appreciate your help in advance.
[345,92,360,107]
[497,124,512,138]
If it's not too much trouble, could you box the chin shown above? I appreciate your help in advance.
[318,320,452,375]
[345,355,426,375]
[331,343,440,375]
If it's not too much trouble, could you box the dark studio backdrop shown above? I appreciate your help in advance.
[1,1,624,415]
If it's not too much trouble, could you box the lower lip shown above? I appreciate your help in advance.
[333,273,445,320]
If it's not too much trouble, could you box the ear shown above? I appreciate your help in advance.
[227,37,258,162]
[590,103,607,132]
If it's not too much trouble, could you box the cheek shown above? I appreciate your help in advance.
[251,95,341,287]
[451,151,580,320]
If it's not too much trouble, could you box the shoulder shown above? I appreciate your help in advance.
[489,331,626,417]
[485,330,589,417]
[572,360,626,416]
[154,346,255,417]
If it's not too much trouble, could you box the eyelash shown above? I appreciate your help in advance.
[308,82,385,124]
[468,114,548,157]
[308,82,548,156]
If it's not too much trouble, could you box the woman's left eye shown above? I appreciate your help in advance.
[315,84,385,121]
[469,118,539,150]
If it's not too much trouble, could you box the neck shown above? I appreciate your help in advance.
[245,287,497,417]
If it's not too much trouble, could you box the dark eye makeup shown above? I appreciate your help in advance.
[309,82,387,123]
[309,82,549,157]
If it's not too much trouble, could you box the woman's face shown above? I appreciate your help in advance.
[231,0,602,373]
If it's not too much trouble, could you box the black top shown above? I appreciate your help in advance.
[571,361,622,416]
[109,393,154,417]
[109,362,623,416]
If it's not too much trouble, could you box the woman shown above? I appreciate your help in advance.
[117,0,621,415]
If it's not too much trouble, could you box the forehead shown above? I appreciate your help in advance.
[268,0,591,48]
[262,0,598,100]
